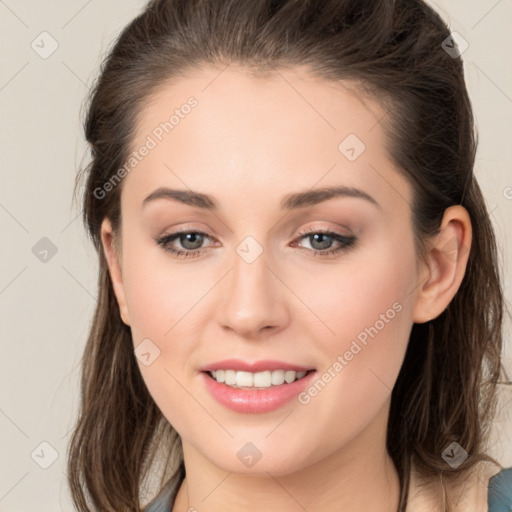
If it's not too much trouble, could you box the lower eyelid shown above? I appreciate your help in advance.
[157,229,355,255]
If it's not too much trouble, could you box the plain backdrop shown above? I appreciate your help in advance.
[0,1,511,510]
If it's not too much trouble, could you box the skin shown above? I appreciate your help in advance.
[100,65,472,511]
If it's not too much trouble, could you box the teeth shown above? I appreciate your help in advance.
[209,369,308,388]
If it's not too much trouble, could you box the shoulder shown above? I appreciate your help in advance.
[455,461,505,512]
[407,461,511,512]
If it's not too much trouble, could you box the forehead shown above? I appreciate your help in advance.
[123,64,411,216]
[132,64,386,153]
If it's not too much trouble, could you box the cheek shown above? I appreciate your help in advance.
[293,238,416,416]
[121,243,210,396]
[121,245,204,435]
[121,241,201,342]
[295,239,415,349]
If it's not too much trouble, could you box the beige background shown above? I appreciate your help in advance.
[0,1,511,510]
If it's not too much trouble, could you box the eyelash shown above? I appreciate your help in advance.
[154,227,357,259]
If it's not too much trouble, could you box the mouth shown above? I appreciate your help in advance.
[203,368,316,390]
[201,367,318,413]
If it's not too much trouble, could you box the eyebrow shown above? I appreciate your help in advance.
[141,185,380,211]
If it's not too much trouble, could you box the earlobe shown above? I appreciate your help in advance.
[100,218,131,326]
[412,205,472,324]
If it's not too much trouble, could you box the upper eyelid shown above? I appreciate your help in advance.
[161,226,352,247]
[164,220,352,236]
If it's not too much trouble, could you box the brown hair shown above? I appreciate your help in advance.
[68,0,509,510]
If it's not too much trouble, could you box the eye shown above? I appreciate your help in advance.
[154,229,213,259]
[291,227,357,257]
[154,227,357,259]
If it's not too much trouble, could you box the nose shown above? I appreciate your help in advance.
[216,242,290,339]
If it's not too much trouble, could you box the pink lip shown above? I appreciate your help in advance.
[201,370,317,414]
[200,359,314,372]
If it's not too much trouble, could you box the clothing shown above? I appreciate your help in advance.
[143,464,185,512]
[143,464,512,511]
[488,467,512,511]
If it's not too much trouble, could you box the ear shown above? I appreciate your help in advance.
[413,205,472,323]
[100,218,131,326]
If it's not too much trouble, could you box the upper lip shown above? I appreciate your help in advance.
[200,359,315,373]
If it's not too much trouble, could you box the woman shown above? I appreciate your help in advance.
[67,0,512,510]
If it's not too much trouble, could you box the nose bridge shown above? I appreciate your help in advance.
[217,233,288,336]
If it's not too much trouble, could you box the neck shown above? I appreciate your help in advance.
[174,400,400,512]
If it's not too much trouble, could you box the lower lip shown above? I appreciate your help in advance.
[201,370,317,413]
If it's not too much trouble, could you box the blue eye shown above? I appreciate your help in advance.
[154,228,357,259]
[155,230,211,259]
[292,228,357,257]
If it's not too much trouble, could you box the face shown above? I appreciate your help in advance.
[102,65,426,476]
